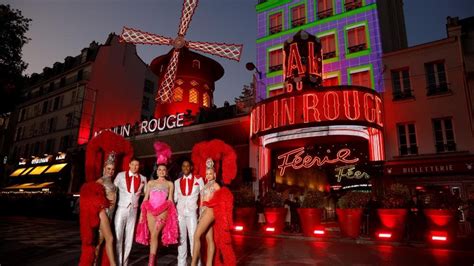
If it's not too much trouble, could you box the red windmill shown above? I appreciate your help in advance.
[120,0,243,118]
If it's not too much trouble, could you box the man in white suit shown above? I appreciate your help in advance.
[174,159,204,266]
[114,157,147,266]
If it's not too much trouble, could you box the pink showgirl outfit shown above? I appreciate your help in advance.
[135,187,178,247]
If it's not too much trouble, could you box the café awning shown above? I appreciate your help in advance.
[9,168,27,177]
[29,166,49,175]
[44,163,68,174]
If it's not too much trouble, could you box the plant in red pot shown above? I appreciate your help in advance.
[298,191,326,237]
[423,190,461,244]
[233,186,256,232]
[262,190,286,234]
[378,184,410,241]
[337,191,370,238]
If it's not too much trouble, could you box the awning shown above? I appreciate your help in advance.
[27,182,55,189]
[4,182,54,190]
[5,183,35,189]
[45,163,68,174]
[20,167,34,176]
[9,168,27,177]
[29,166,50,175]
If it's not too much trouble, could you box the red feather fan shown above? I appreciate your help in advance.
[191,139,237,184]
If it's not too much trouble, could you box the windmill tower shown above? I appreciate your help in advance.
[120,0,243,118]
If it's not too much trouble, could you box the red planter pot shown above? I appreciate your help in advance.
[337,208,363,238]
[424,209,455,228]
[234,207,256,231]
[297,208,323,237]
[264,207,287,234]
[377,209,407,240]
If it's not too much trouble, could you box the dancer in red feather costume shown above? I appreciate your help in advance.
[191,139,237,266]
[79,131,134,266]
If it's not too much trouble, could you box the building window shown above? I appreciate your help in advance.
[189,89,199,104]
[66,112,74,128]
[142,96,150,111]
[53,96,60,111]
[60,135,71,151]
[350,70,371,89]
[269,12,283,35]
[15,126,23,141]
[344,0,363,11]
[77,69,83,81]
[425,61,448,95]
[269,49,283,72]
[60,77,66,87]
[317,0,333,19]
[42,101,49,114]
[45,139,55,154]
[397,124,418,156]
[173,87,183,102]
[192,60,201,69]
[203,93,210,107]
[347,25,367,53]
[291,4,305,27]
[49,82,54,92]
[71,90,77,104]
[320,34,336,59]
[47,117,57,133]
[323,76,339,86]
[144,79,154,93]
[269,87,284,97]
[433,118,456,152]
[391,68,412,100]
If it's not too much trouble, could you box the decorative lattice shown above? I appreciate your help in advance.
[190,80,199,86]
[176,79,184,85]
[120,27,172,45]
[178,0,199,36]
[187,41,243,61]
[173,87,183,102]
[189,89,199,104]
[202,92,210,107]
[156,50,180,103]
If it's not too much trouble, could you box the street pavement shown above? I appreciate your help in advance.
[1,216,473,266]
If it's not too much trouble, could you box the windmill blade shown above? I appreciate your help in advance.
[156,49,181,103]
[120,27,172,46]
[187,41,243,61]
[177,0,199,36]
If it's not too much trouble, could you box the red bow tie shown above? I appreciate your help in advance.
[126,172,140,193]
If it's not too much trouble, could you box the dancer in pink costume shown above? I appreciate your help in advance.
[135,142,178,266]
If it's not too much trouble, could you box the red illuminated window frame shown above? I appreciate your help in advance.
[269,49,283,72]
[317,0,333,19]
[291,4,306,27]
[397,123,418,156]
[347,26,367,53]
[320,34,337,59]
[269,12,283,34]
[350,70,372,89]
[344,0,363,11]
[323,76,339,87]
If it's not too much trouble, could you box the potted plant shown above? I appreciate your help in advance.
[233,186,256,231]
[262,190,286,233]
[378,184,410,240]
[423,190,461,241]
[337,191,370,238]
[297,190,326,237]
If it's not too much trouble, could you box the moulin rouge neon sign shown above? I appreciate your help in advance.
[277,147,359,176]
[250,31,383,138]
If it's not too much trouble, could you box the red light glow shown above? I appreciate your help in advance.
[378,233,392,239]
[313,229,325,235]
[265,227,275,232]
[234,225,244,231]
[430,231,448,242]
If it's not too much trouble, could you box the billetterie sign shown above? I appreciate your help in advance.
[94,113,185,138]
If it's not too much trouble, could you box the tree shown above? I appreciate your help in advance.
[0,5,31,113]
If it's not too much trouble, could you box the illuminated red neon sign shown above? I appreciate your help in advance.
[250,87,383,138]
[277,147,359,176]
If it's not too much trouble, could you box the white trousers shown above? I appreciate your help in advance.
[114,205,138,266]
[177,214,200,266]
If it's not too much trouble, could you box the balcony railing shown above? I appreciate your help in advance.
[392,89,413,100]
[269,25,282,34]
[427,83,449,96]
[317,8,333,19]
[347,43,367,53]
[400,145,418,156]
[291,17,305,27]
[435,142,456,153]
[323,51,337,60]
[269,64,283,72]
[345,0,363,11]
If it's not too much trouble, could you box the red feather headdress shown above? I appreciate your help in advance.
[85,131,134,182]
[191,139,237,184]
[154,141,172,165]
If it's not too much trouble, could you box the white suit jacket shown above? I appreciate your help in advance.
[114,171,147,208]
[174,174,204,216]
